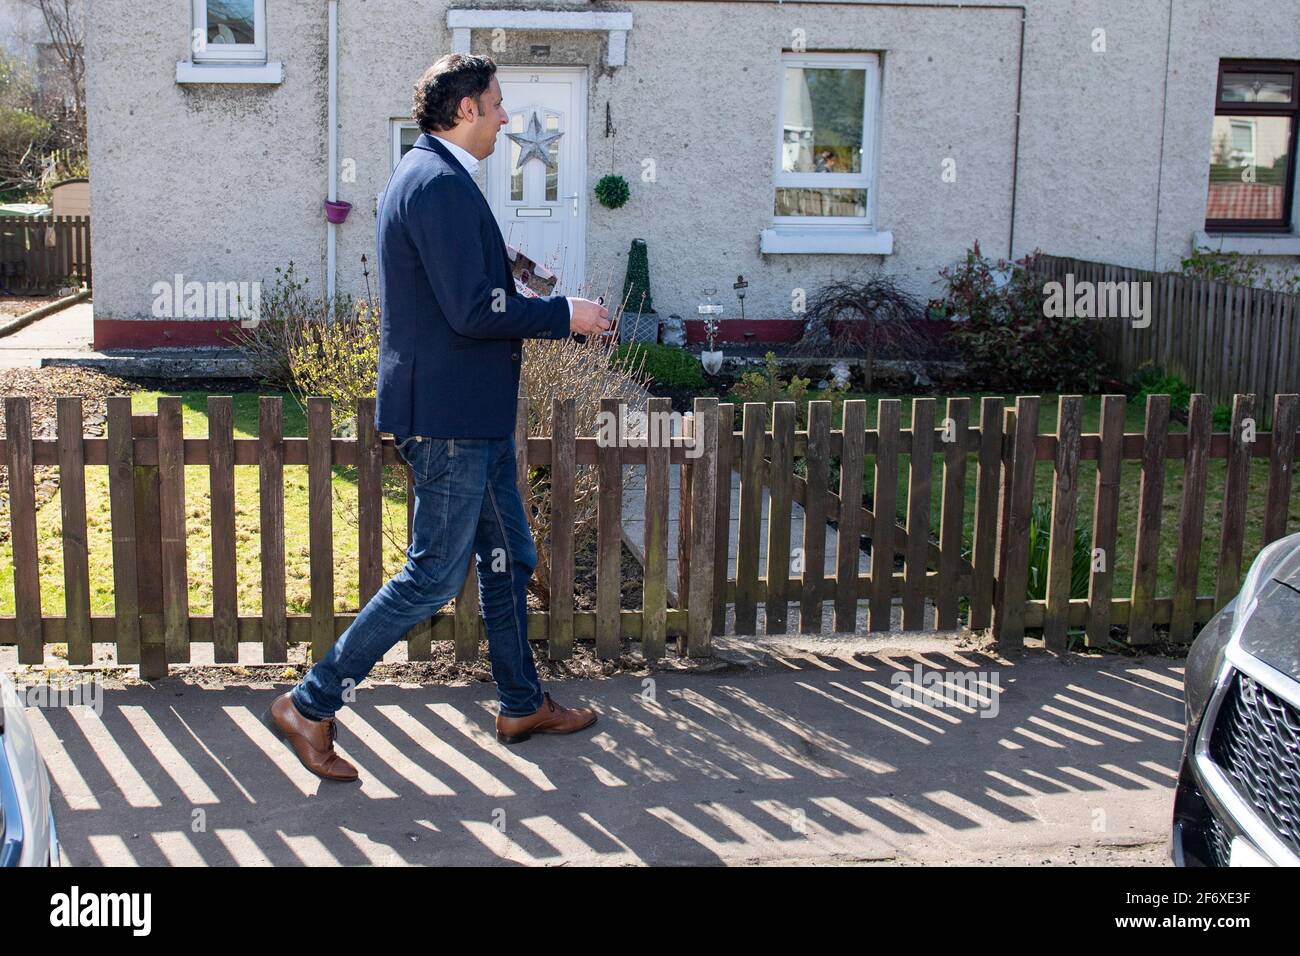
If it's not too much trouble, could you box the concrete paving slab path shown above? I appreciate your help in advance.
[18,640,1183,866]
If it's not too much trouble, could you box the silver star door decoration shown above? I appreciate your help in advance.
[506,111,563,170]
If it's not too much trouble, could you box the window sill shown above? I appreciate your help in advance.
[1194,230,1300,257]
[760,225,893,255]
[175,61,283,84]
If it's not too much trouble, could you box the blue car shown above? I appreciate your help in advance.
[0,673,60,867]
[1171,530,1300,867]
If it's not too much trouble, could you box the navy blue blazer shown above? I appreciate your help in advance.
[374,132,570,438]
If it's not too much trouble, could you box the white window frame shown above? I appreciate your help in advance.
[192,0,267,64]
[391,120,421,170]
[762,51,892,254]
[772,52,878,226]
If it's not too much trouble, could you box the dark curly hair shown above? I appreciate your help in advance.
[412,53,497,132]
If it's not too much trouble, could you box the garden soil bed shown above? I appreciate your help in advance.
[0,295,57,319]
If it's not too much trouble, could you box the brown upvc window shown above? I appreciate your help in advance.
[1205,59,1300,233]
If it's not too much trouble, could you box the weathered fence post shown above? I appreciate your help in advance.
[596,396,623,659]
[642,396,671,657]
[106,396,141,665]
[157,397,190,664]
[865,399,894,632]
[5,397,42,665]
[799,400,831,634]
[902,397,934,631]
[1215,394,1255,611]
[208,396,238,664]
[936,396,969,630]
[1129,394,1171,645]
[968,397,1004,631]
[1043,395,1082,653]
[710,403,735,637]
[733,402,764,635]
[677,410,694,610]
[765,401,795,634]
[683,397,718,657]
[258,396,287,663]
[306,397,334,663]
[1170,393,1211,643]
[548,396,576,660]
[132,412,166,680]
[992,396,1038,653]
[1085,394,1125,647]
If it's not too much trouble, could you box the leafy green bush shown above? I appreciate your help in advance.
[1181,249,1300,296]
[940,241,1101,392]
[732,352,807,407]
[614,342,704,388]
[1212,403,1233,431]
[726,351,847,428]
[1131,364,1192,414]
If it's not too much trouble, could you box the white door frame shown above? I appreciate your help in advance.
[488,65,588,295]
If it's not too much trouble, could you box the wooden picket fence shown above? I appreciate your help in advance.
[1,390,1297,678]
[0,215,92,292]
[1023,252,1300,427]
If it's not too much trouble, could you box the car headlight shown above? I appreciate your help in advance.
[1228,530,1300,645]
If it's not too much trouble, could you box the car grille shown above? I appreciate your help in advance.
[1205,813,1233,867]
[1208,669,1300,857]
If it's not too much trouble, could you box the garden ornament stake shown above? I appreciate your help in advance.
[699,286,724,374]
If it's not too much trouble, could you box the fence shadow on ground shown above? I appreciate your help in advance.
[31,648,1184,866]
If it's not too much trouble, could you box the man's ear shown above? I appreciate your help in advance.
[461,95,477,121]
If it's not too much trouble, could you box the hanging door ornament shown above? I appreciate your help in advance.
[506,110,564,169]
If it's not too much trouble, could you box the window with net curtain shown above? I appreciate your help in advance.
[194,0,265,62]
[774,55,874,222]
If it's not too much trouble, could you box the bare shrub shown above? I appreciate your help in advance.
[788,276,929,389]
[519,332,652,607]
[229,261,354,390]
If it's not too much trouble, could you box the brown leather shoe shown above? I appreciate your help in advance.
[263,692,360,782]
[496,692,597,744]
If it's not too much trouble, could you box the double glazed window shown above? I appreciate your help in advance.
[772,53,878,226]
[192,0,267,63]
[1205,60,1299,233]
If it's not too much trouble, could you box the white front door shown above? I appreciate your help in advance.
[486,67,587,295]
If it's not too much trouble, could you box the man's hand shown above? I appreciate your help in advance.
[568,297,611,337]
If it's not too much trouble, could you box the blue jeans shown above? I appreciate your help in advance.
[291,434,546,720]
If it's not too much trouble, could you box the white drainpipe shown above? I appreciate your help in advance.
[326,0,339,308]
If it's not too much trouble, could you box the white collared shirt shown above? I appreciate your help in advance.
[430,133,480,176]
[430,132,574,323]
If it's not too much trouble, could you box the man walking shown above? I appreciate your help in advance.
[266,53,611,782]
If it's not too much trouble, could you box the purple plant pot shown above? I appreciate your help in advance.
[324,199,352,224]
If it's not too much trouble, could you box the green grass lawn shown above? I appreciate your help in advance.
[0,391,412,619]
[727,390,1298,599]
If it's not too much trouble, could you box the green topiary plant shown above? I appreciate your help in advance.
[594,174,630,209]
[621,237,655,316]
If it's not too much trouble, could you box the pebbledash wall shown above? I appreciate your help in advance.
[85,0,1300,349]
